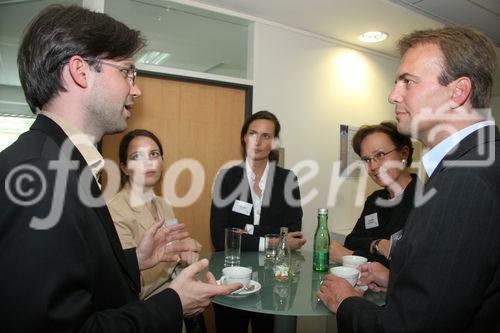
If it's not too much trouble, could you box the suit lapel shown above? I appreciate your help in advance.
[428,125,498,183]
[31,115,139,291]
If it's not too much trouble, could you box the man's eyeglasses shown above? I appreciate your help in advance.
[84,57,137,85]
[361,147,398,165]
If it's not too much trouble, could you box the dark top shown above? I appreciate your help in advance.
[0,115,182,333]
[337,126,500,332]
[344,174,419,267]
[210,162,302,251]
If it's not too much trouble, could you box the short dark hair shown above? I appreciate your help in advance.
[18,5,146,113]
[397,26,497,109]
[240,110,281,161]
[352,121,414,167]
[119,129,164,187]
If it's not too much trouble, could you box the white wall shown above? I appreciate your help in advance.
[491,96,500,122]
[252,22,400,249]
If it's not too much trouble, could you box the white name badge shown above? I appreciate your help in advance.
[232,200,253,216]
[364,213,379,229]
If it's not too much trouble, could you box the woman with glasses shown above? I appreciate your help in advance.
[329,121,420,267]
[107,129,206,333]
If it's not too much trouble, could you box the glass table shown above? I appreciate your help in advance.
[203,251,386,333]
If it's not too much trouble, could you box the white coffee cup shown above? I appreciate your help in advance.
[220,266,252,288]
[342,255,368,269]
[330,266,360,287]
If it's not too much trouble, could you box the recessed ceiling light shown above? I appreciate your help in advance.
[358,31,388,43]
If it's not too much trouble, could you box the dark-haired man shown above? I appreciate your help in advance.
[0,5,239,332]
[319,26,500,331]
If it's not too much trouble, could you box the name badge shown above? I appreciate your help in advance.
[232,200,252,216]
[364,213,379,229]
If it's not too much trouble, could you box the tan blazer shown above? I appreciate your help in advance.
[108,185,177,299]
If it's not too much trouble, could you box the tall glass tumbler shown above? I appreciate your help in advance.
[224,227,242,266]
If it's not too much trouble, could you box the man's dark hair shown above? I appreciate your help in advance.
[398,26,497,109]
[17,5,146,113]
[352,121,414,167]
[119,129,164,188]
[240,110,281,161]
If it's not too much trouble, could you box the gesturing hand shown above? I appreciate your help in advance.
[136,220,190,270]
[169,259,241,316]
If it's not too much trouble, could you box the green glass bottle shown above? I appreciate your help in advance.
[313,208,330,272]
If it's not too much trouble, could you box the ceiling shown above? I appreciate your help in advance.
[192,0,500,96]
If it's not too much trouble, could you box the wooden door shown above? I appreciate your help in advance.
[101,75,247,255]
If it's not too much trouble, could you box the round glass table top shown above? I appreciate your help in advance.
[204,251,386,317]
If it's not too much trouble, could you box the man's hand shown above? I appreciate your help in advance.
[317,274,363,313]
[136,220,190,270]
[287,231,306,250]
[358,262,389,292]
[169,259,241,316]
[329,240,354,263]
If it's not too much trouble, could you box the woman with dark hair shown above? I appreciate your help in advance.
[107,129,205,332]
[210,111,306,332]
[329,121,421,267]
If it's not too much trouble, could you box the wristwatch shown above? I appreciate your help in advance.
[373,239,382,255]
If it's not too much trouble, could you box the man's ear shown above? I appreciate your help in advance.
[450,77,472,108]
[67,56,89,88]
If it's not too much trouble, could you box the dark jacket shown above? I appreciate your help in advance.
[210,162,302,251]
[345,174,420,267]
[337,125,500,332]
[0,115,182,333]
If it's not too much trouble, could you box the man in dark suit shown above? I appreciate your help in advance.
[0,5,239,333]
[318,27,500,331]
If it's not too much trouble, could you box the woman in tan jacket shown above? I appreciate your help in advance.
[108,129,205,332]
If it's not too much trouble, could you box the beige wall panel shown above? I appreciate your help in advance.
[102,76,246,259]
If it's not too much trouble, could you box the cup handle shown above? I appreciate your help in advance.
[219,276,227,285]
[355,271,368,291]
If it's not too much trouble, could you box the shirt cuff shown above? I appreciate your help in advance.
[258,237,265,252]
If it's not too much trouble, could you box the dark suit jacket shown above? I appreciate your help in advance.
[345,174,420,267]
[0,115,182,333]
[210,162,302,251]
[337,125,500,332]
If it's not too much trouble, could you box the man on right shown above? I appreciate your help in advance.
[318,26,500,331]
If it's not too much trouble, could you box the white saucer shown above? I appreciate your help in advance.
[217,279,262,297]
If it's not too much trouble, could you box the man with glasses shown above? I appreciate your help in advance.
[319,26,499,332]
[0,5,239,333]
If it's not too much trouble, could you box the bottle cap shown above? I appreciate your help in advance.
[318,208,328,215]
